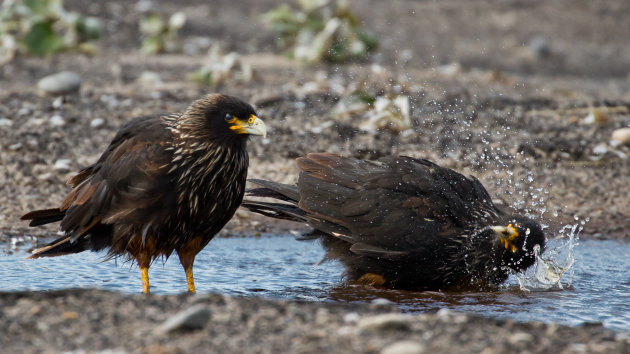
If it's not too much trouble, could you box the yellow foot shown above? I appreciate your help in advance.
[357,273,387,287]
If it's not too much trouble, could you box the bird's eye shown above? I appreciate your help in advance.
[225,113,233,122]
[248,116,255,124]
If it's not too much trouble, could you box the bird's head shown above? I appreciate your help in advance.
[180,94,266,143]
[489,218,545,272]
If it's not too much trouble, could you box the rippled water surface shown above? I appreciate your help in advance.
[1,236,629,331]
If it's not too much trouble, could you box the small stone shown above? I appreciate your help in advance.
[592,144,608,155]
[37,71,81,95]
[381,340,425,354]
[37,172,53,180]
[156,305,211,334]
[49,115,65,127]
[529,36,550,58]
[62,311,79,320]
[358,313,412,332]
[611,127,630,145]
[9,142,22,150]
[583,108,608,124]
[53,159,73,171]
[0,118,13,127]
[91,118,105,128]
[509,332,534,344]
[371,298,394,306]
[52,96,64,109]
[344,312,360,323]
[436,308,452,318]
[17,107,32,116]
[137,71,163,85]
[100,95,120,108]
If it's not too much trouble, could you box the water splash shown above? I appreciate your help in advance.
[514,219,585,291]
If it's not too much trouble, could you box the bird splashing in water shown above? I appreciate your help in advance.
[243,153,546,291]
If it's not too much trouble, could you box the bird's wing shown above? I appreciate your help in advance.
[295,153,498,258]
[59,115,176,242]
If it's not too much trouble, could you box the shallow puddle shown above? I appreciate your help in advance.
[1,236,629,332]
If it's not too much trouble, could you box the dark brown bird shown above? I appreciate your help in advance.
[243,153,545,291]
[22,94,266,293]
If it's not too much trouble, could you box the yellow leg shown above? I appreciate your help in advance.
[177,238,203,294]
[185,266,196,293]
[141,266,150,294]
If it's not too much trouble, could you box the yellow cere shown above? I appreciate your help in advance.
[228,114,258,134]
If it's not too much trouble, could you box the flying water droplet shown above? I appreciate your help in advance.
[514,221,581,291]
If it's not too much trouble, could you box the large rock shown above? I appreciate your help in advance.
[156,304,211,334]
[37,71,81,95]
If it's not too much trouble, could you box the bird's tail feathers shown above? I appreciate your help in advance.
[21,208,65,227]
[241,200,307,223]
[27,235,88,259]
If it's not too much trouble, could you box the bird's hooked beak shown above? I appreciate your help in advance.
[491,224,520,253]
[231,114,267,138]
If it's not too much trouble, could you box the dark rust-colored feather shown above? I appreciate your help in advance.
[21,208,64,227]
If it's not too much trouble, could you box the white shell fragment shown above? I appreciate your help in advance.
[611,127,630,146]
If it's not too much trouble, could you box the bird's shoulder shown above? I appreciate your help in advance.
[68,114,176,187]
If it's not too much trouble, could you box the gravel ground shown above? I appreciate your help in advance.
[1,0,630,352]
[1,289,628,354]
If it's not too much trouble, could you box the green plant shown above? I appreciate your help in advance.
[333,91,412,134]
[139,11,186,54]
[0,0,101,62]
[189,45,253,86]
[261,0,378,63]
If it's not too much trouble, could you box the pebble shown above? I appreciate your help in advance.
[9,143,22,150]
[509,331,534,344]
[611,127,630,145]
[100,95,120,109]
[52,96,64,109]
[53,159,73,171]
[358,313,412,332]
[0,118,13,127]
[49,115,65,127]
[137,71,163,85]
[381,340,425,354]
[37,71,81,95]
[529,36,551,58]
[583,109,608,124]
[344,312,360,323]
[17,107,32,116]
[91,118,105,128]
[156,304,211,334]
[371,298,394,306]
[436,308,452,318]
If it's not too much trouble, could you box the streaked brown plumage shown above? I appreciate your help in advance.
[243,153,546,291]
[22,94,266,293]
